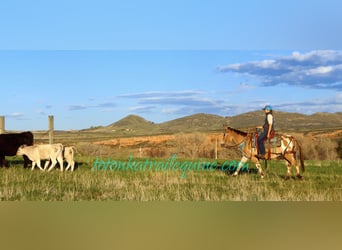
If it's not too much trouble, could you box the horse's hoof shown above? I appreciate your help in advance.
[285,175,290,180]
[232,171,238,177]
[260,173,265,178]
[296,175,303,180]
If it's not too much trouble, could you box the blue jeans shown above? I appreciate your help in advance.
[257,132,267,155]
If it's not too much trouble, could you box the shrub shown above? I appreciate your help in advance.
[337,139,342,159]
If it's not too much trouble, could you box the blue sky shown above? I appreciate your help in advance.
[0,0,341,130]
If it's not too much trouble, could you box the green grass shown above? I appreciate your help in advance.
[0,157,341,201]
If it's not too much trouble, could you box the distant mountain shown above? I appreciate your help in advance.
[108,115,155,129]
[226,111,342,131]
[270,111,342,131]
[85,111,342,136]
[89,114,159,135]
[159,113,226,133]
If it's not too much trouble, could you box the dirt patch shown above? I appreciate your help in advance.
[92,129,341,160]
[94,134,177,147]
[94,133,223,147]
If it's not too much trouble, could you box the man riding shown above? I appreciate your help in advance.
[257,105,275,159]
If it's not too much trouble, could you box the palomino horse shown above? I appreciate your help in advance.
[221,126,305,179]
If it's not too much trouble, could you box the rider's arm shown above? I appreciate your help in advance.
[267,115,273,138]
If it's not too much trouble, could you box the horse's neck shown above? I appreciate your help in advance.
[232,133,247,144]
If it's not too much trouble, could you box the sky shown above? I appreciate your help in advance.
[0,0,341,131]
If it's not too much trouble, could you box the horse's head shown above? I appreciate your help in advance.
[221,126,249,147]
[221,125,234,146]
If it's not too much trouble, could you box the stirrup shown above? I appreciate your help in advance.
[256,154,266,159]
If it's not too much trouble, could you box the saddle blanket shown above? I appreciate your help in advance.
[252,134,282,148]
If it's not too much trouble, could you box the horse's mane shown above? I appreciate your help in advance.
[226,127,248,136]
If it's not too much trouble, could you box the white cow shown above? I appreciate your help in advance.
[17,144,64,172]
[64,146,75,171]
[40,145,76,172]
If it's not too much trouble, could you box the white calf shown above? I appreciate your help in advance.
[64,146,75,171]
[17,144,64,172]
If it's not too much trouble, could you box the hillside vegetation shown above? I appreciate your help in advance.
[2,111,341,202]
[84,111,342,136]
[29,111,341,161]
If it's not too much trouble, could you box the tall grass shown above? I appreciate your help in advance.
[0,157,341,201]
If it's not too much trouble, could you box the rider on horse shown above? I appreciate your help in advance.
[257,105,275,159]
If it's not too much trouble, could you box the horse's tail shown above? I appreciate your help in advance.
[296,139,305,173]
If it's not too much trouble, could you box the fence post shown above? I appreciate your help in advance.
[0,116,5,134]
[49,115,54,144]
[215,138,218,160]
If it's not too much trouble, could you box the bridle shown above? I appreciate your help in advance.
[223,132,249,148]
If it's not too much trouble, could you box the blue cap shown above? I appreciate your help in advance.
[262,105,272,111]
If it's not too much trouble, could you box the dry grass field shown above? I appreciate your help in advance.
[1,128,341,201]
[1,156,341,201]
[1,112,341,201]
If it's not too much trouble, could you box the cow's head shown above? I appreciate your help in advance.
[16,144,27,156]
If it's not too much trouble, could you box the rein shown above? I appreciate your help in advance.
[225,139,247,148]
[224,134,249,149]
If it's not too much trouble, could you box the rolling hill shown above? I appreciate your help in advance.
[85,111,342,136]
[225,111,342,131]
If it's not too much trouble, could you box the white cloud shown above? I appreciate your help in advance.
[306,66,333,75]
[118,90,203,99]
[239,82,255,90]
[129,105,156,113]
[5,112,26,120]
[273,93,342,114]
[68,104,89,111]
[68,101,117,111]
[7,112,24,118]
[219,50,342,90]
[119,90,235,116]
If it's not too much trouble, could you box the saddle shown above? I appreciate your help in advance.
[252,129,281,159]
[252,129,279,146]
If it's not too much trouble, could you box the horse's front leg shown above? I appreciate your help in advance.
[233,156,249,176]
[251,156,264,178]
[285,161,292,180]
[255,161,265,178]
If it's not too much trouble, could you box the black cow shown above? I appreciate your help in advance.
[0,131,34,168]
